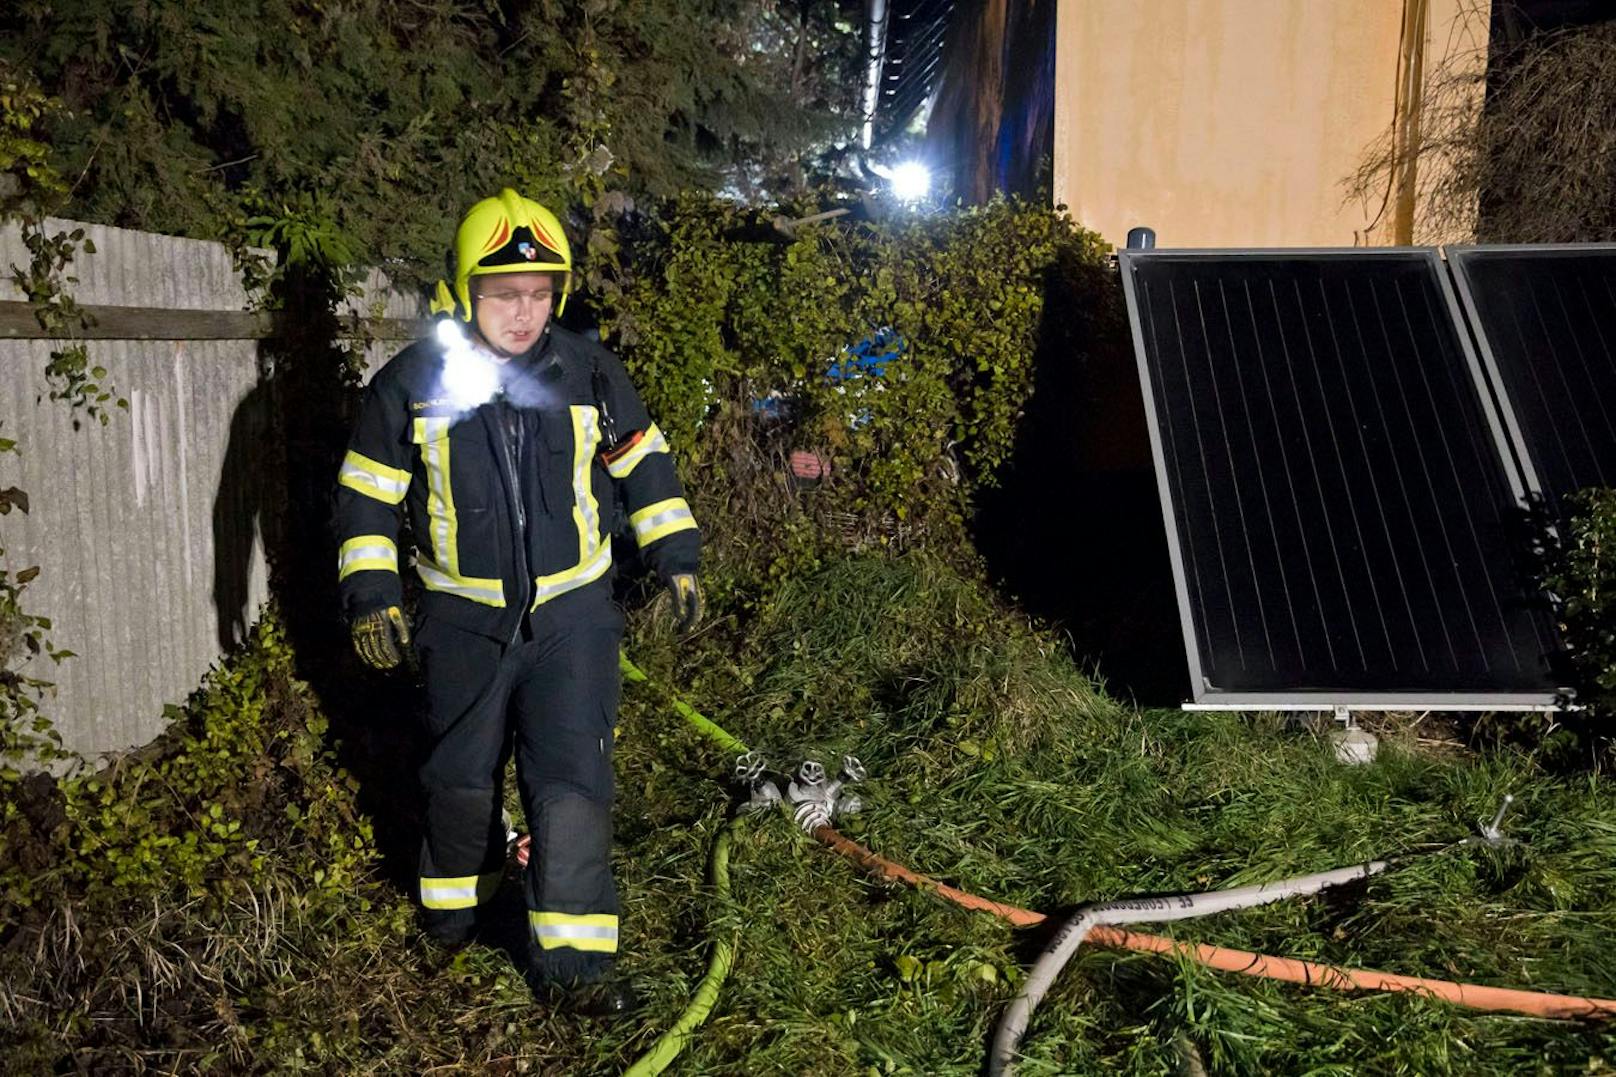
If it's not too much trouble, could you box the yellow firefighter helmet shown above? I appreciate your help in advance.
[431,188,572,321]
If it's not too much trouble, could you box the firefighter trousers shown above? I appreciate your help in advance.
[413,587,624,985]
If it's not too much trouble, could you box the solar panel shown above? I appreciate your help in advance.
[1119,249,1564,708]
[1447,245,1616,521]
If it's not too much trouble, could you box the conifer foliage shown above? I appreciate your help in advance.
[0,0,864,285]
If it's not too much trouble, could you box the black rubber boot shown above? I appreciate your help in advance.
[561,978,641,1019]
[525,959,641,1020]
[421,910,476,949]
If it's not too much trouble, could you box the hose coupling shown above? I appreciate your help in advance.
[784,756,867,831]
[736,751,783,813]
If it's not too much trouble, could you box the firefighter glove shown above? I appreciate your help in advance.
[352,605,411,670]
[666,573,702,635]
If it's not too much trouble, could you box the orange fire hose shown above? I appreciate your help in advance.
[815,826,1616,1021]
[617,657,1616,1026]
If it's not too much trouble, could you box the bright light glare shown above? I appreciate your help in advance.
[889,160,930,202]
[435,319,501,411]
[435,318,467,349]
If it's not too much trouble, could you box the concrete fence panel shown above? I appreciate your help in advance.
[0,217,424,757]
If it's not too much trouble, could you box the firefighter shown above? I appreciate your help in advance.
[334,189,700,1014]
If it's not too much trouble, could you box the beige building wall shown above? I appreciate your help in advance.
[1053,0,1489,250]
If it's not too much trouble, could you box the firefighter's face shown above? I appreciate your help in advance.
[471,271,556,357]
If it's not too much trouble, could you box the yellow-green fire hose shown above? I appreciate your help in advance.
[619,653,748,1077]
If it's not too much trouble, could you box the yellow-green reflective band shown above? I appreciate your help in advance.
[417,556,507,607]
[414,418,460,575]
[338,534,399,580]
[421,871,502,910]
[517,403,610,612]
[529,911,619,953]
[629,497,698,548]
[530,542,613,611]
[569,405,603,562]
[339,450,410,505]
[603,423,671,479]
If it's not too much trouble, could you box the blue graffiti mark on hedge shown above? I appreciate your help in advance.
[752,392,788,418]
[751,328,908,429]
[827,326,906,383]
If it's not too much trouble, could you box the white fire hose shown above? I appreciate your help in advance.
[989,860,1391,1076]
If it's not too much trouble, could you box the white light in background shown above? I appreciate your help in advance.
[888,160,930,203]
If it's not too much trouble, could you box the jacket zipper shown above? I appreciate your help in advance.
[500,400,532,644]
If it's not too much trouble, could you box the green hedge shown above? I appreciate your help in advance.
[601,195,1109,536]
[0,613,373,913]
[1550,488,1616,722]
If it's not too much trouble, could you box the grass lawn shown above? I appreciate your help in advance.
[602,555,1616,1075]
[5,553,1615,1075]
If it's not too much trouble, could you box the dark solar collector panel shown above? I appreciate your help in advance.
[1447,245,1616,521]
[1119,249,1563,707]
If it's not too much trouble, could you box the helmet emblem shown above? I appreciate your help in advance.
[517,241,538,261]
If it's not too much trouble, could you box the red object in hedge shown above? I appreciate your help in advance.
[789,450,828,481]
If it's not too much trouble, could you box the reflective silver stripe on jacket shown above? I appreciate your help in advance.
[338,450,410,504]
[337,535,399,580]
[530,542,613,609]
[417,556,506,607]
[604,423,671,478]
[629,497,698,548]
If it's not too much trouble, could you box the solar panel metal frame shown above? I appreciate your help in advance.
[1445,243,1616,512]
[1118,247,1562,712]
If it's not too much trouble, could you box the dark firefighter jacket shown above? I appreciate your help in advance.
[335,323,699,644]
